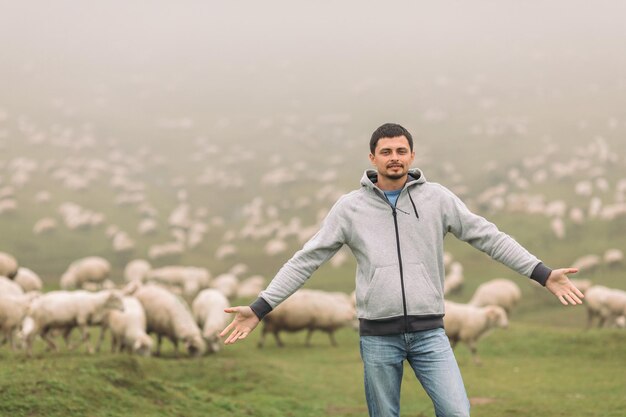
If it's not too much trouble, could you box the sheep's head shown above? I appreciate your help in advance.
[485,305,509,329]
[185,334,206,357]
[133,334,154,356]
[202,332,222,354]
[104,293,125,312]
[60,271,77,290]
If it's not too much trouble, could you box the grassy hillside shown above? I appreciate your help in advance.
[1,324,625,417]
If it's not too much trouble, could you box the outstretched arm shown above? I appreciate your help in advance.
[545,268,584,305]
[220,306,260,345]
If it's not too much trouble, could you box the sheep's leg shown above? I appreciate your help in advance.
[305,329,314,347]
[257,325,267,349]
[171,337,179,357]
[273,331,284,347]
[468,341,482,366]
[41,329,58,352]
[96,326,107,353]
[79,325,94,354]
[63,327,76,349]
[328,331,339,347]
[156,334,163,356]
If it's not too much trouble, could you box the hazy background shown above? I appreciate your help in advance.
[1,0,625,281]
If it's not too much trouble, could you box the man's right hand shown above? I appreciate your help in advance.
[220,306,260,345]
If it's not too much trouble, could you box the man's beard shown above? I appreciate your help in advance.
[384,171,405,180]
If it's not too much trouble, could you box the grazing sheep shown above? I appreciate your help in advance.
[23,290,124,355]
[604,249,624,267]
[584,285,614,328]
[236,275,265,299]
[571,254,601,274]
[258,289,356,348]
[0,293,39,349]
[444,301,509,365]
[191,289,230,353]
[33,218,57,235]
[0,252,18,278]
[145,266,210,302]
[123,259,152,283]
[13,268,43,293]
[98,296,153,356]
[443,262,464,295]
[0,276,24,296]
[60,256,111,290]
[469,278,521,316]
[210,273,239,299]
[133,284,205,357]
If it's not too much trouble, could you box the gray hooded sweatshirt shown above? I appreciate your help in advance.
[250,168,551,336]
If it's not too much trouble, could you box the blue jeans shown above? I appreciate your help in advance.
[360,328,470,417]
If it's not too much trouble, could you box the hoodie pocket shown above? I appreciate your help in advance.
[363,264,405,319]
[403,262,442,315]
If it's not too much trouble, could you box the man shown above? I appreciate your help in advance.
[220,123,584,417]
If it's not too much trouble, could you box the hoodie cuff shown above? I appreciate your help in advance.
[530,262,552,286]
[249,297,273,320]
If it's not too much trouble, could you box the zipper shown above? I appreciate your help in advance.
[391,207,409,332]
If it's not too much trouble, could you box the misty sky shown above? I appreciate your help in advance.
[2,0,626,140]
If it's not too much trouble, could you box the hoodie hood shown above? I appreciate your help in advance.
[361,168,426,190]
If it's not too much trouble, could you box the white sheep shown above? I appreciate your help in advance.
[572,254,601,274]
[145,266,210,302]
[210,273,239,299]
[60,256,111,290]
[13,267,43,293]
[469,278,521,316]
[443,262,464,295]
[584,285,615,328]
[444,301,509,365]
[123,259,152,283]
[191,289,230,353]
[133,284,205,357]
[236,275,265,299]
[0,293,39,350]
[98,296,153,356]
[0,276,24,296]
[0,252,18,278]
[23,290,124,355]
[604,289,626,328]
[258,289,356,348]
[604,249,624,267]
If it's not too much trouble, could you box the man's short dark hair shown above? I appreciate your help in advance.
[370,123,413,154]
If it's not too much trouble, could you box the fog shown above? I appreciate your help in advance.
[2,0,626,137]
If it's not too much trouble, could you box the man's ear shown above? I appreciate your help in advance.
[369,153,375,164]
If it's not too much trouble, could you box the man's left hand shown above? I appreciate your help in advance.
[545,268,585,305]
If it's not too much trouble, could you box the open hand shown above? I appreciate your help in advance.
[545,268,585,305]
[219,306,260,345]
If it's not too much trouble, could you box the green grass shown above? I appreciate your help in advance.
[1,324,625,417]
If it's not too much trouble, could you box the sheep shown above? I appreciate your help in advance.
[584,285,614,328]
[123,259,152,283]
[443,262,464,295]
[98,296,153,356]
[0,252,18,278]
[210,273,239,299]
[572,254,601,274]
[236,275,265,299]
[443,301,509,365]
[0,293,39,350]
[469,278,521,316]
[604,249,624,267]
[191,289,230,353]
[145,266,210,302]
[33,217,57,235]
[60,256,111,290]
[604,289,626,328]
[22,290,124,355]
[258,289,356,348]
[0,276,24,296]
[133,284,205,357]
[12,267,43,293]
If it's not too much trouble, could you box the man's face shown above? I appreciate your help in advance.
[369,136,415,180]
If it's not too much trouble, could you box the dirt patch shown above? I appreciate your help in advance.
[469,397,498,406]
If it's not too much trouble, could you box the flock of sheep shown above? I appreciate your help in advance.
[4,245,624,364]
